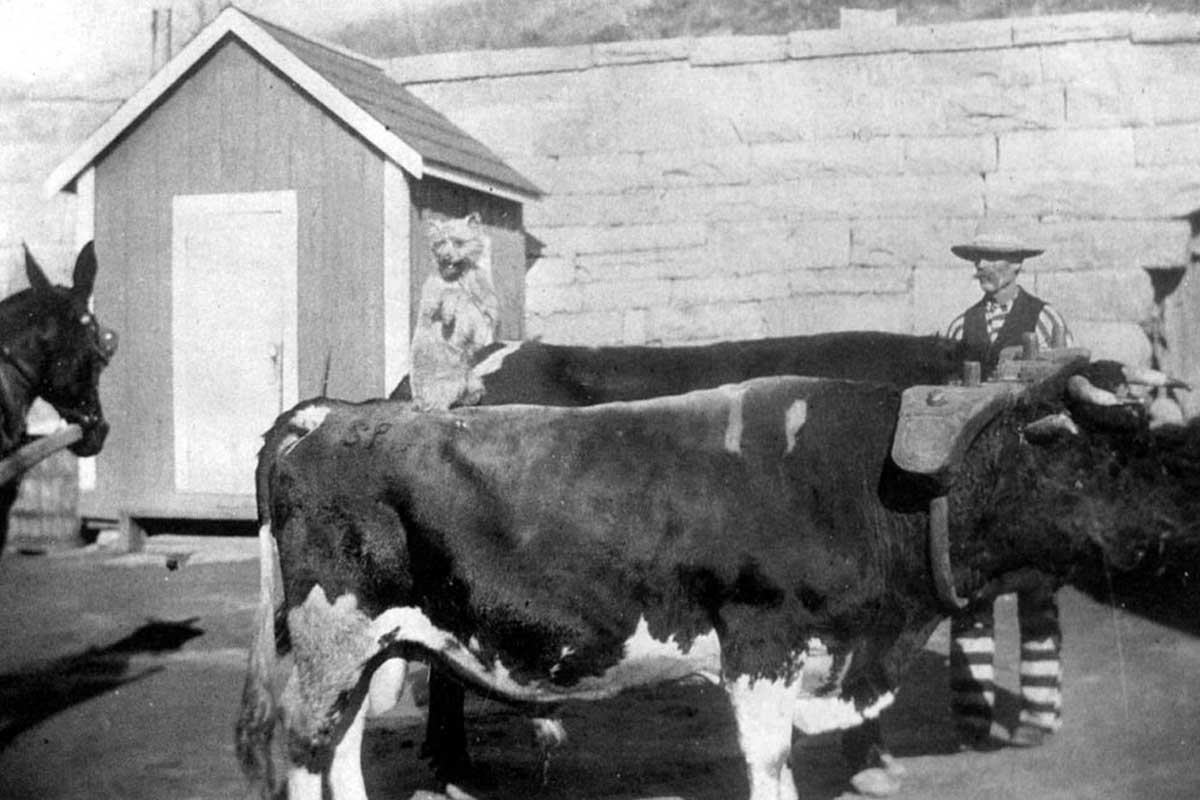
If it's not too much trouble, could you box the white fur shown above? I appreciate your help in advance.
[784,400,807,453]
[724,385,748,454]
[726,674,802,800]
[329,702,370,800]
[473,340,522,378]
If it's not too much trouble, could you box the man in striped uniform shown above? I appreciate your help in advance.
[944,223,1071,750]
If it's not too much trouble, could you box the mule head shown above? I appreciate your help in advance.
[20,242,118,456]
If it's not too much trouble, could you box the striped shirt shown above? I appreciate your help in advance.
[946,295,1074,349]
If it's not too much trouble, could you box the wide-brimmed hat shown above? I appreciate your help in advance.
[951,223,1044,262]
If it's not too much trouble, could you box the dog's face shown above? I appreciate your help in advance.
[428,213,487,282]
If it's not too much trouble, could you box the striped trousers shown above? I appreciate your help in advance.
[949,581,1062,740]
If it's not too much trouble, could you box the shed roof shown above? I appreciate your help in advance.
[45,6,541,203]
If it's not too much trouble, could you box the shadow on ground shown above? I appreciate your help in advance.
[363,649,1027,800]
[0,618,204,749]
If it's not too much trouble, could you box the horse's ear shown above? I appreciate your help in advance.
[72,241,98,298]
[23,242,54,293]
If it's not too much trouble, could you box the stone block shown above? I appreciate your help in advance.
[641,146,756,188]
[787,27,907,60]
[0,182,75,251]
[788,265,911,295]
[536,222,709,257]
[706,219,851,272]
[1031,219,1190,272]
[1131,44,1200,125]
[985,167,1200,221]
[389,45,594,84]
[648,173,984,224]
[1135,124,1200,167]
[1029,268,1157,323]
[690,35,788,66]
[749,137,905,179]
[670,271,784,307]
[580,278,674,312]
[574,248,712,284]
[1069,320,1153,365]
[902,135,997,175]
[621,308,649,343]
[850,216,978,272]
[647,301,769,345]
[525,256,578,287]
[526,309,625,345]
[1011,13,1133,46]
[901,19,1015,52]
[760,292,912,337]
[1039,40,1151,127]
[918,83,1066,135]
[912,265,981,335]
[1132,14,1200,44]
[510,152,649,196]
[526,284,584,316]
[996,128,1136,172]
[592,38,691,66]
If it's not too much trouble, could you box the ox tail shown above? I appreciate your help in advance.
[235,522,285,800]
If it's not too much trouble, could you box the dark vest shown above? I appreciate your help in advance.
[962,287,1045,378]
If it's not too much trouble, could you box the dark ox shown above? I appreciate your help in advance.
[0,243,116,553]
[392,332,969,781]
[236,360,1180,800]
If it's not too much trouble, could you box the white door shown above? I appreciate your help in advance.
[172,192,298,495]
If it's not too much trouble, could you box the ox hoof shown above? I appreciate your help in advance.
[1008,723,1051,748]
[850,767,902,797]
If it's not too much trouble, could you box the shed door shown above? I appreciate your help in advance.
[172,192,298,495]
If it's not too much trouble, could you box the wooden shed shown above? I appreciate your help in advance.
[45,7,541,545]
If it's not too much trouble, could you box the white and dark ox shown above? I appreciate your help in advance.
[237,357,1186,800]
[0,243,117,553]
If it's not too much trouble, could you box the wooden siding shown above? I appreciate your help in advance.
[91,38,387,518]
[408,174,526,341]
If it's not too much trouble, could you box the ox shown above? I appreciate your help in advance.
[392,332,970,786]
[237,359,1178,800]
[0,243,116,553]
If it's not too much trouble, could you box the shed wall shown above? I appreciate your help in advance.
[91,38,387,517]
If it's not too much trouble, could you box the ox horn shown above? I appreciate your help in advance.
[1067,374,1124,406]
[1024,412,1080,440]
[1121,364,1192,392]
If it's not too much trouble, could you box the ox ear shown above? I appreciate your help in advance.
[72,241,97,299]
[23,242,54,294]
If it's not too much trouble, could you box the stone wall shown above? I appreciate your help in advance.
[0,84,128,292]
[391,11,1200,384]
[9,11,1200,397]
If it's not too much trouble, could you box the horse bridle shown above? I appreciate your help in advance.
[0,316,114,436]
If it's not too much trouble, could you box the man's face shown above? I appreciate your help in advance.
[973,258,1021,296]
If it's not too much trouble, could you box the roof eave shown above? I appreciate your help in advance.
[423,163,542,204]
[44,6,425,198]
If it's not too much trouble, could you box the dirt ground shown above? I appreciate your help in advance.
[1,534,1199,800]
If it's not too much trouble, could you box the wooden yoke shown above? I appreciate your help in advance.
[892,346,1091,610]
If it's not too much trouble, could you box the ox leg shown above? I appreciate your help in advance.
[280,586,397,800]
[423,666,474,784]
[329,699,370,800]
[725,675,800,800]
[367,656,408,716]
